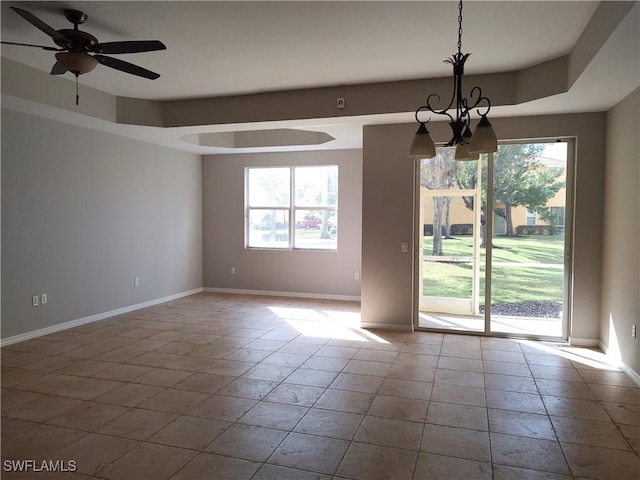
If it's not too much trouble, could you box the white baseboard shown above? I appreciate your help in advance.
[203,287,361,302]
[598,340,640,387]
[568,337,600,347]
[0,288,203,347]
[598,340,608,353]
[360,323,413,332]
[623,365,640,386]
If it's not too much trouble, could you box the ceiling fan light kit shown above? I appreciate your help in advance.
[55,52,97,74]
[2,6,167,105]
[409,0,498,160]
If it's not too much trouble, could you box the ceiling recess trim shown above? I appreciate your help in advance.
[180,129,335,148]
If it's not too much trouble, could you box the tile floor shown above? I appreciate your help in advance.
[1,293,639,480]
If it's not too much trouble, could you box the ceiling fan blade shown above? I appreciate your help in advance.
[50,62,67,75]
[94,40,167,55]
[1,40,62,51]
[10,7,70,47]
[94,55,160,80]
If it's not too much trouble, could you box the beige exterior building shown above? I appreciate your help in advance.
[420,155,567,236]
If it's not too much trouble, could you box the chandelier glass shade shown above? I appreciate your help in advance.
[454,126,478,161]
[468,115,498,154]
[409,0,497,160]
[409,122,436,159]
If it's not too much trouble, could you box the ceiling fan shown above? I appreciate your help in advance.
[1,6,167,104]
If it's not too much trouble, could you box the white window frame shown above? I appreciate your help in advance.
[245,165,338,251]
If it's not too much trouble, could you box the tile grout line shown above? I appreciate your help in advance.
[412,334,443,480]
[480,340,496,480]
[524,348,576,478]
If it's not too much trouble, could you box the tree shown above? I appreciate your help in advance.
[443,196,453,239]
[420,149,456,255]
[317,168,338,240]
[454,143,564,244]
[493,144,564,236]
[294,166,338,240]
[538,205,563,229]
[454,159,489,247]
[252,168,289,242]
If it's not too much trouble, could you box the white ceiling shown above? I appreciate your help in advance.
[1,1,600,100]
[1,1,638,155]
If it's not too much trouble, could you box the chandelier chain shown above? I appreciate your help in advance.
[457,0,463,54]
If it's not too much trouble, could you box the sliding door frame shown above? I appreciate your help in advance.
[413,138,575,342]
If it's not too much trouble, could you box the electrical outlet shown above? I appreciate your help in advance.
[632,324,637,339]
[41,294,47,305]
[134,277,140,286]
[32,295,39,307]
[354,272,360,280]
[401,241,409,253]
[231,267,236,274]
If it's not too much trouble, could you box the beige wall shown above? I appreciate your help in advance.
[601,87,640,376]
[1,109,203,340]
[202,149,362,298]
[362,112,606,341]
[420,191,475,233]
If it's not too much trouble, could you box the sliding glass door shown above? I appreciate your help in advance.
[416,141,571,340]
[487,142,569,338]
[417,148,483,332]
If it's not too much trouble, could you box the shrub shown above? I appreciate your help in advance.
[450,224,474,235]
[515,224,560,235]
[424,224,474,236]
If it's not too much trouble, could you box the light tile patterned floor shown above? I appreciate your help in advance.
[2,293,639,480]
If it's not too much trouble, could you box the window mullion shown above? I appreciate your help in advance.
[290,166,295,249]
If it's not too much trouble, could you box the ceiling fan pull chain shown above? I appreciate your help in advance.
[75,74,79,105]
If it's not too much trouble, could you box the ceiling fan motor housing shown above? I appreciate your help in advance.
[55,29,98,51]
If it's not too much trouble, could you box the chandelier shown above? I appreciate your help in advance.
[409,0,497,160]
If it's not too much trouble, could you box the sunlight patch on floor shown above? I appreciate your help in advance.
[268,305,389,343]
[517,339,622,371]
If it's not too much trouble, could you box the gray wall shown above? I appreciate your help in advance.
[202,149,362,298]
[1,108,203,340]
[362,112,607,341]
[601,87,640,375]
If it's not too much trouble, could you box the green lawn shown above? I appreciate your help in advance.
[423,234,565,305]
[423,234,565,263]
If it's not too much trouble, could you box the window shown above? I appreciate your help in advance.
[246,166,338,250]
[550,206,565,227]
[526,208,536,225]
